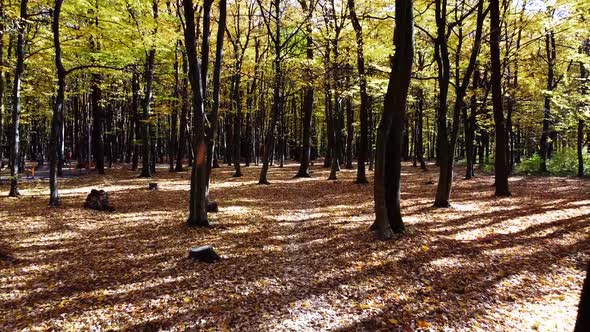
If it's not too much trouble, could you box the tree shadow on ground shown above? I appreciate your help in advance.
[0,162,588,331]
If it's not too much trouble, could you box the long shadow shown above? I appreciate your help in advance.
[0,162,588,330]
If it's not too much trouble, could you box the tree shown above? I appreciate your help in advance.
[0,1,5,169]
[348,0,369,184]
[8,0,28,197]
[575,263,590,332]
[373,0,413,240]
[206,0,227,201]
[183,0,209,227]
[226,0,255,178]
[490,0,510,196]
[430,0,484,207]
[294,0,315,178]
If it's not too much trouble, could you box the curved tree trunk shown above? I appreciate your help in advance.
[373,0,413,240]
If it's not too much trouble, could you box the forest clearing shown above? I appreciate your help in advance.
[1,162,588,331]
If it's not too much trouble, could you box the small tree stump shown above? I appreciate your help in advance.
[149,183,159,191]
[84,189,115,212]
[188,246,220,263]
[207,201,219,213]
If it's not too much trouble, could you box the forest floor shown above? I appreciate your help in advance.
[0,162,588,331]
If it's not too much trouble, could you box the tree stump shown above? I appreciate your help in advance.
[84,189,115,212]
[207,201,219,213]
[188,246,220,263]
[149,183,159,191]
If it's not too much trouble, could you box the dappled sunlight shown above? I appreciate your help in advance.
[0,162,588,330]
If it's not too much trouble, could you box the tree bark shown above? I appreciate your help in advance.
[434,0,485,207]
[490,0,511,196]
[176,51,189,172]
[373,0,413,240]
[49,0,66,207]
[295,0,314,178]
[183,0,209,227]
[9,0,27,197]
[540,30,556,172]
[0,1,5,170]
[140,1,158,177]
[131,71,140,171]
[258,0,282,185]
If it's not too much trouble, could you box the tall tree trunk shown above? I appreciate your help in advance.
[373,0,413,239]
[295,0,314,178]
[49,0,66,207]
[578,119,585,178]
[344,64,354,169]
[0,1,5,170]
[434,0,485,207]
[140,49,155,177]
[258,0,282,185]
[348,0,369,183]
[206,0,226,202]
[183,0,209,227]
[416,88,426,170]
[9,0,27,197]
[169,43,180,172]
[465,67,479,179]
[131,71,140,171]
[176,52,189,172]
[578,44,588,177]
[140,1,158,177]
[432,0,452,207]
[232,73,243,177]
[490,0,511,196]
[540,31,556,172]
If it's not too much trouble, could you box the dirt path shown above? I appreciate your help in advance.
[0,162,588,331]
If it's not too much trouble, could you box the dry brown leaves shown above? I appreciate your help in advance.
[0,162,588,331]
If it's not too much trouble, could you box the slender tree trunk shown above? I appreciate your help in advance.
[140,49,155,178]
[9,0,27,197]
[578,45,588,177]
[49,0,66,207]
[259,0,282,185]
[169,43,180,172]
[0,2,5,170]
[348,0,369,183]
[91,74,105,174]
[490,0,511,196]
[183,0,209,227]
[465,67,479,179]
[345,73,354,169]
[131,71,140,170]
[206,0,226,202]
[295,0,314,178]
[434,0,485,206]
[140,2,158,177]
[578,119,585,177]
[232,73,242,177]
[416,88,426,170]
[540,31,556,172]
[176,52,189,172]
